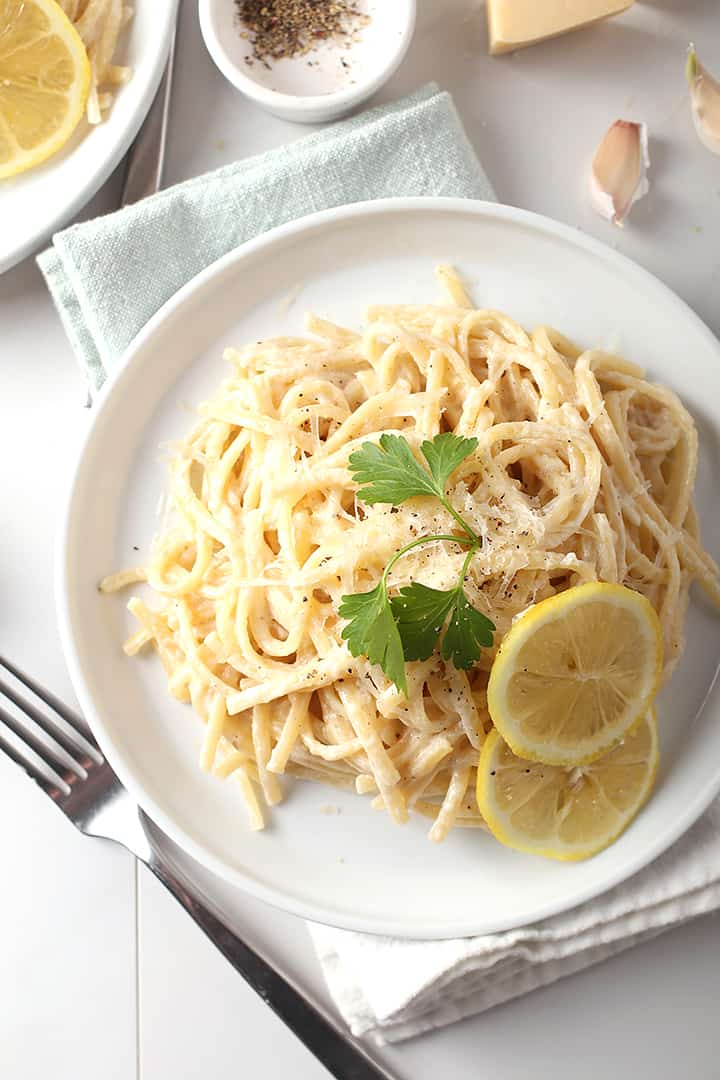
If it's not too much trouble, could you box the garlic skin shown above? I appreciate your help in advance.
[590,120,650,227]
[686,46,720,156]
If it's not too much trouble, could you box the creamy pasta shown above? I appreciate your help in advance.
[102,267,720,839]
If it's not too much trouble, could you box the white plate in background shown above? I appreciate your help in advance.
[0,0,178,274]
[57,198,720,938]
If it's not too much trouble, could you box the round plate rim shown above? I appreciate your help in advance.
[55,196,720,938]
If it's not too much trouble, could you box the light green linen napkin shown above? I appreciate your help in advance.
[38,84,494,392]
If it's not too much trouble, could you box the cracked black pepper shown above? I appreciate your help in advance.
[234,0,368,63]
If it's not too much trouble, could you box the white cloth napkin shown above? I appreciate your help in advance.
[309,800,720,1044]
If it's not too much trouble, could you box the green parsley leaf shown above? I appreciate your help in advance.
[339,433,492,691]
[347,434,438,505]
[440,589,495,670]
[338,583,407,694]
[349,432,479,508]
[391,580,495,670]
[420,433,478,491]
[390,583,456,662]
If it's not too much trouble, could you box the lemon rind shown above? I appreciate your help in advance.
[486,582,663,768]
[0,0,91,181]
[476,713,659,861]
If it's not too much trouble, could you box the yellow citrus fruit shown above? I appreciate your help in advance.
[487,583,662,766]
[0,0,90,180]
[476,710,659,861]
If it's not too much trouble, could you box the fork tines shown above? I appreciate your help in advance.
[0,654,102,795]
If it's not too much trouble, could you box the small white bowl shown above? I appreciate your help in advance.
[198,0,416,124]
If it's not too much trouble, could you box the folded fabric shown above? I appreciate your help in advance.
[38,84,492,392]
[309,799,720,1043]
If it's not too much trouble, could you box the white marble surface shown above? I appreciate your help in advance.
[1,1,720,1077]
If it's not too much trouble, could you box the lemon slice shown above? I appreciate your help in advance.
[476,710,658,861]
[487,582,662,766]
[0,0,91,180]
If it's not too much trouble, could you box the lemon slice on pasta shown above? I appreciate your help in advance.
[476,710,659,861]
[0,0,90,180]
[487,583,662,767]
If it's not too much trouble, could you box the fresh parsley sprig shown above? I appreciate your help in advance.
[338,433,495,694]
[337,582,407,696]
[347,433,478,539]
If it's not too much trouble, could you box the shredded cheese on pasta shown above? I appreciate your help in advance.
[102,267,720,840]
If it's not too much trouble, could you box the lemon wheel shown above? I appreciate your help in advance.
[487,583,662,767]
[0,0,91,180]
[476,710,659,861]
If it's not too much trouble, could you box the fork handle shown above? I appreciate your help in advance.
[145,855,397,1080]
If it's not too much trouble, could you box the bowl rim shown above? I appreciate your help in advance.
[198,0,417,112]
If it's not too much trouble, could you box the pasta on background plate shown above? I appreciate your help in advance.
[58,0,133,123]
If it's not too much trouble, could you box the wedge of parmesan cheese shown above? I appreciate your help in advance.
[487,0,634,56]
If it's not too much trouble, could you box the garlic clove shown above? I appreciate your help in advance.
[686,45,720,156]
[590,120,650,226]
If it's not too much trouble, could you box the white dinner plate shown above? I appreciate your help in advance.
[0,0,178,274]
[57,199,720,938]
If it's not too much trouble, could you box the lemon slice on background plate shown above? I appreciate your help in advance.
[487,582,662,767]
[0,0,91,180]
[476,710,659,861]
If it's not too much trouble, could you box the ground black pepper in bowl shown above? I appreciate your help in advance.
[234,0,369,64]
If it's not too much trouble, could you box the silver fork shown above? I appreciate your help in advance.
[0,654,396,1080]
